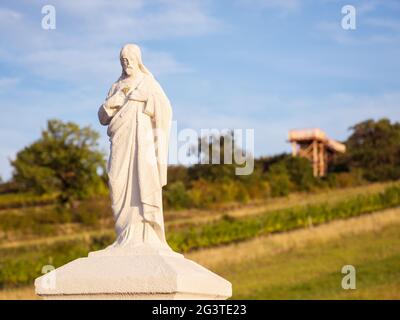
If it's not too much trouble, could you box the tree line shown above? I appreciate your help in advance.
[2,118,400,209]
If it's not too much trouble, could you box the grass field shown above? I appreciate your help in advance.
[1,207,399,300]
[188,207,400,299]
[0,182,399,299]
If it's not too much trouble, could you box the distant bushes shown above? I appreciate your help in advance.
[0,198,112,239]
[266,162,292,197]
[325,169,365,189]
[163,177,270,210]
[163,156,318,210]
[163,181,191,210]
[162,153,383,211]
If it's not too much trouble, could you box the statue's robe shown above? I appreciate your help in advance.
[98,72,172,247]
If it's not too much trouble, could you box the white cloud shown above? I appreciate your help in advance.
[235,0,301,12]
[315,20,400,45]
[21,0,224,42]
[365,18,400,32]
[0,7,22,21]
[0,77,20,92]
[144,50,193,75]
[23,48,117,82]
[17,46,190,85]
[49,0,145,15]
[90,1,224,41]
[0,0,221,85]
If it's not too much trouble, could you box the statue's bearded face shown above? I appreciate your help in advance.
[120,53,138,77]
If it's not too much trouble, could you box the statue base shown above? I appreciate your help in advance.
[34,243,232,300]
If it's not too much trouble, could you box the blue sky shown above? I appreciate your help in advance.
[0,0,399,180]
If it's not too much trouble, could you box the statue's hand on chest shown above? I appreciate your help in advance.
[105,89,128,111]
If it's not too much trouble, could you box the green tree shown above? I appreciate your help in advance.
[339,118,400,181]
[11,119,106,203]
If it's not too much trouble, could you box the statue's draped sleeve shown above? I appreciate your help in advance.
[150,79,172,188]
[98,83,118,126]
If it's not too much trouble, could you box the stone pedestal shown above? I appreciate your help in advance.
[34,243,232,300]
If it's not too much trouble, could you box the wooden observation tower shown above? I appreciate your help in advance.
[288,128,346,177]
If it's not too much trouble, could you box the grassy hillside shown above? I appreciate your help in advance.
[1,207,399,299]
[1,183,400,289]
[0,181,395,245]
[1,181,400,298]
[188,208,400,299]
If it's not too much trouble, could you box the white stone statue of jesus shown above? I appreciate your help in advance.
[97,43,173,253]
[35,44,232,299]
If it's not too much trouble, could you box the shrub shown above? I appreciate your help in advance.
[283,157,315,191]
[267,162,292,197]
[0,192,57,210]
[330,169,365,188]
[164,181,191,210]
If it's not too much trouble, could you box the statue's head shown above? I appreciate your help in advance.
[120,44,150,77]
